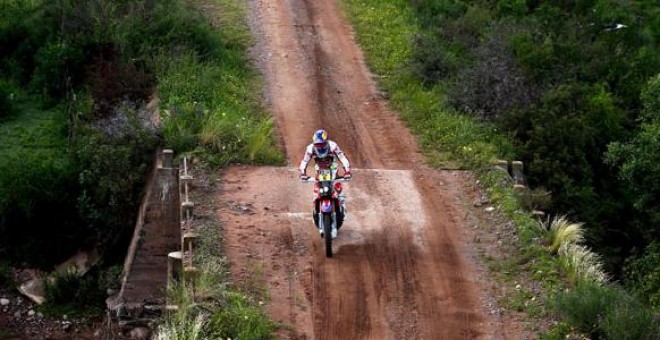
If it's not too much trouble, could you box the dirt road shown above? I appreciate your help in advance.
[217,0,520,338]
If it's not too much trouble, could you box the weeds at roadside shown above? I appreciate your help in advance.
[540,216,585,255]
[155,220,275,339]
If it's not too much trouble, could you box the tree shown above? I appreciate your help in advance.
[606,74,660,243]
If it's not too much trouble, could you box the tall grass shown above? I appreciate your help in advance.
[558,243,608,285]
[541,215,585,255]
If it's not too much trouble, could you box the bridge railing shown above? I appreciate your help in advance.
[166,155,200,309]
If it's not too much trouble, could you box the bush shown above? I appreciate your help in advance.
[74,123,159,260]
[625,242,660,310]
[30,41,82,99]
[0,151,85,267]
[0,261,13,288]
[600,298,657,340]
[0,79,15,119]
[551,282,658,339]
[42,268,105,317]
[207,292,275,340]
[450,25,542,120]
[87,52,156,117]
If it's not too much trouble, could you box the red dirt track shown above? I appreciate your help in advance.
[217,0,520,338]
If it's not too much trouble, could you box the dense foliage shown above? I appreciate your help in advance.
[1,2,279,334]
[551,282,657,339]
[343,0,660,336]
[409,0,660,296]
[0,0,201,267]
[0,0,279,267]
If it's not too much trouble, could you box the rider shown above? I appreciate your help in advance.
[299,129,352,229]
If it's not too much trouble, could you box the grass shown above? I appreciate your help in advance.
[0,100,68,169]
[156,0,283,165]
[40,267,106,318]
[558,243,609,286]
[540,215,585,255]
[155,224,274,339]
[340,0,514,170]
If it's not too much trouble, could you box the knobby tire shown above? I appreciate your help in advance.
[323,214,333,257]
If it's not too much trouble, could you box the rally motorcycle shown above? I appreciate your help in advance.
[302,168,350,258]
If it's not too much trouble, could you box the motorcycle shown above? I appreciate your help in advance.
[302,168,350,258]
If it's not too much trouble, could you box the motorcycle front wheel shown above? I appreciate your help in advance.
[323,214,333,258]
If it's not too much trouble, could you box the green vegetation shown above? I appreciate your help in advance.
[1,0,279,330]
[401,0,660,279]
[41,268,106,317]
[551,283,657,340]
[154,0,278,336]
[341,0,659,338]
[155,223,274,339]
[0,261,13,288]
[1,0,280,265]
[542,216,584,255]
[624,242,660,311]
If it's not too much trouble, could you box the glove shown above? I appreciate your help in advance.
[300,173,310,181]
[343,170,352,180]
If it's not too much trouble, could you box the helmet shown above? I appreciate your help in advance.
[312,129,329,158]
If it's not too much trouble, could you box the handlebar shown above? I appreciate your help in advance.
[301,176,351,183]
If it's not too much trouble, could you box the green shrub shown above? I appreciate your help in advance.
[551,283,658,339]
[207,292,275,340]
[600,298,657,340]
[0,79,16,119]
[115,0,223,61]
[551,283,619,335]
[625,242,660,310]
[30,41,82,99]
[99,265,123,292]
[74,123,159,258]
[42,268,105,317]
[0,150,84,266]
[515,186,552,212]
[0,261,13,288]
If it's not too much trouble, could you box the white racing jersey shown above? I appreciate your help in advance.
[299,140,351,174]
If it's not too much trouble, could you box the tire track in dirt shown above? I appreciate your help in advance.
[216,0,522,338]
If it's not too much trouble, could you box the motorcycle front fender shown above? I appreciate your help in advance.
[320,199,333,213]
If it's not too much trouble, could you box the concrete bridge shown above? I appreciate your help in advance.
[106,150,181,330]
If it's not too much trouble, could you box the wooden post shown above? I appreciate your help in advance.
[182,232,199,258]
[181,201,194,221]
[167,251,183,287]
[511,161,526,189]
[162,149,174,169]
[494,159,509,173]
[183,266,199,287]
